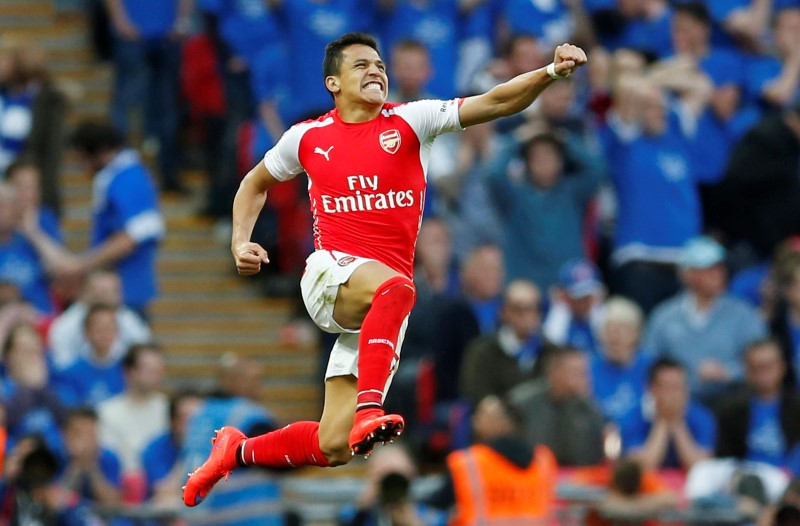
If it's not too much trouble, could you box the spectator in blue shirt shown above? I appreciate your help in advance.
[141,390,203,502]
[0,183,54,314]
[716,340,800,469]
[590,296,652,427]
[597,0,674,59]
[105,0,191,192]
[59,407,123,510]
[621,357,716,470]
[54,304,126,408]
[68,121,165,316]
[602,73,711,314]
[644,237,767,399]
[544,258,605,356]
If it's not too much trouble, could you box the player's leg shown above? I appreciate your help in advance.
[317,375,357,465]
[333,261,416,455]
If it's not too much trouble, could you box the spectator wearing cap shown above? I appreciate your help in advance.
[544,258,605,356]
[487,129,604,292]
[459,280,556,406]
[643,236,766,400]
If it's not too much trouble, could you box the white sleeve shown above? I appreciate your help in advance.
[392,99,465,143]
[262,124,306,182]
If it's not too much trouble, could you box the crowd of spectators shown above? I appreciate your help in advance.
[4,0,800,524]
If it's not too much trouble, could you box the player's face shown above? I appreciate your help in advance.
[333,44,388,106]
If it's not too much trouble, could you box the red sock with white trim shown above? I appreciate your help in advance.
[355,276,416,417]
[238,421,330,468]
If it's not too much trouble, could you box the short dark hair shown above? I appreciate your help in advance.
[674,1,711,26]
[83,303,117,330]
[612,457,643,496]
[70,120,124,156]
[744,338,784,361]
[392,39,428,57]
[122,342,161,371]
[648,357,684,384]
[544,346,584,374]
[323,32,381,84]
[65,406,99,428]
[169,389,203,422]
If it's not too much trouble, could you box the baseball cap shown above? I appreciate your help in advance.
[679,236,726,269]
[559,258,602,298]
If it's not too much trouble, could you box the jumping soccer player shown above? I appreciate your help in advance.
[183,32,586,507]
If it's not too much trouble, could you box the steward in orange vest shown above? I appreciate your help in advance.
[447,443,558,526]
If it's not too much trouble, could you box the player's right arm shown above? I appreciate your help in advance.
[231,162,283,276]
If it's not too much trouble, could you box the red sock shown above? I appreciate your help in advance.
[356,276,416,413]
[240,421,330,468]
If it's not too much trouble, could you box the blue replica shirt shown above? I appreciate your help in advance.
[590,353,652,426]
[602,109,700,262]
[621,400,717,468]
[601,9,673,58]
[142,433,179,496]
[729,262,769,308]
[0,232,53,314]
[39,207,63,243]
[276,0,365,122]
[209,0,284,66]
[567,319,600,356]
[54,358,125,407]
[379,0,460,98]
[460,0,501,41]
[91,150,164,310]
[503,0,573,47]
[120,0,178,39]
[747,398,787,467]
[687,49,746,184]
[470,297,502,335]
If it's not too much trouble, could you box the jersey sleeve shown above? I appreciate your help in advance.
[393,99,465,143]
[109,170,165,244]
[262,124,306,181]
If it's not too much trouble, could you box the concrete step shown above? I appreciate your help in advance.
[162,341,308,357]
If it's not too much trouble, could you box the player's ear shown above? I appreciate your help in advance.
[325,76,340,95]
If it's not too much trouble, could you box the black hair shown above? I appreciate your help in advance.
[169,388,203,422]
[647,356,685,384]
[322,32,381,95]
[611,457,643,496]
[501,33,538,59]
[17,444,60,491]
[391,38,428,56]
[70,120,124,156]
[674,1,712,26]
[122,342,161,371]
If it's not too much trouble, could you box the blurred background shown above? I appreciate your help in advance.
[3,0,800,524]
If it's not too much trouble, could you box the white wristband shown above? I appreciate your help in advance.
[546,62,568,80]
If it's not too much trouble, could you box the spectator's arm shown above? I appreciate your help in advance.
[104,0,139,40]
[722,0,773,47]
[629,420,670,470]
[648,61,713,118]
[19,219,76,276]
[85,465,122,507]
[563,0,598,49]
[670,420,711,469]
[601,490,678,516]
[259,100,287,145]
[80,232,137,271]
[761,54,800,108]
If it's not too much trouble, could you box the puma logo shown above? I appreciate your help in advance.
[314,146,334,161]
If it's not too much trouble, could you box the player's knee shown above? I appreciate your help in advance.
[373,275,416,311]
[319,435,352,466]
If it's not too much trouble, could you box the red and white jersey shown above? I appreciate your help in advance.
[263,99,464,278]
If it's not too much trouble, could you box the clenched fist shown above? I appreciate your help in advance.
[232,242,270,276]
[553,43,588,78]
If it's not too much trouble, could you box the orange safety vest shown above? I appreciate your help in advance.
[447,444,558,526]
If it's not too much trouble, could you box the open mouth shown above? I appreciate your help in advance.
[363,81,383,92]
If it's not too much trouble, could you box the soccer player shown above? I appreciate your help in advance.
[183,32,586,507]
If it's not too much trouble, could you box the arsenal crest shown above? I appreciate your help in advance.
[379,129,401,154]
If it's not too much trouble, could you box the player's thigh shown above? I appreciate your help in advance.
[333,261,403,330]
[318,375,357,458]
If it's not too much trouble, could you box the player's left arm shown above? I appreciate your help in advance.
[459,43,587,128]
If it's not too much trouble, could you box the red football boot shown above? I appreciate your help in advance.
[348,411,405,457]
[183,426,245,507]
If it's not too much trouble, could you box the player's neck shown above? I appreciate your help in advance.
[336,100,383,123]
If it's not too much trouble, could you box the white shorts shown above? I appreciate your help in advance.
[300,250,408,386]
